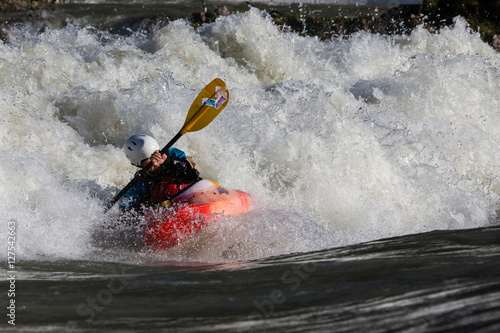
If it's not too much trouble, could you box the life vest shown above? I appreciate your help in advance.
[150,178,192,203]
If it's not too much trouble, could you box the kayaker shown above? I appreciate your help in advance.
[119,134,201,213]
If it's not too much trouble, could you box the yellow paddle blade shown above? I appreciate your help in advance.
[180,78,229,135]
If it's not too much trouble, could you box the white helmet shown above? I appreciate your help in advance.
[123,134,160,166]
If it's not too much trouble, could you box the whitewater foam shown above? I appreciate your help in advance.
[1,9,499,262]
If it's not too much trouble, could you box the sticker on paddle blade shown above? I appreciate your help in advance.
[202,86,228,109]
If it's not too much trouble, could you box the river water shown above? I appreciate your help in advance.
[1,1,499,332]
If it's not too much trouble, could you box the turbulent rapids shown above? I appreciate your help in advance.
[0,7,499,262]
[1,4,500,332]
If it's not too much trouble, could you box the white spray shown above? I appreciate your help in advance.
[1,9,499,262]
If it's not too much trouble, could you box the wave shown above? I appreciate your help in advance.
[1,8,499,261]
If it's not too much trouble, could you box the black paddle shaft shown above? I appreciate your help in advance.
[104,132,183,213]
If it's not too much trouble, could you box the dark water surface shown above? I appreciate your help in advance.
[5,226,500,332]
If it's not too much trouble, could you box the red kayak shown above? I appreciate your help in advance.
[142,180,253,249]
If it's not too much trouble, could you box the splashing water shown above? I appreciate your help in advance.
[1,9,499,262]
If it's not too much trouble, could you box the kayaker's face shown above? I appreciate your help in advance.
[137,151,166,171]
[139,158,151,168]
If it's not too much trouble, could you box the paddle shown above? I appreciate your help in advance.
[104,78,229,213]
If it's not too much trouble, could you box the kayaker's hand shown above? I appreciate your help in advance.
[149,150,168,172]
